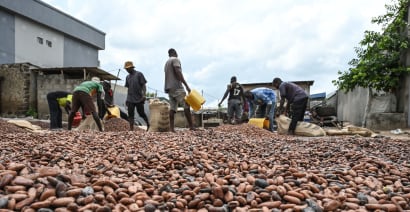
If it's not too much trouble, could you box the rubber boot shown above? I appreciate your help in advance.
[92,112,103,132]
[143,116,150,131]
[169,111,175,132]
[67,111,75,130]
[129,118,134,131]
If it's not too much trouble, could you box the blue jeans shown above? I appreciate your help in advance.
[257,103,275,131]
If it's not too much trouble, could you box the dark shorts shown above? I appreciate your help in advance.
[71,91,96,115]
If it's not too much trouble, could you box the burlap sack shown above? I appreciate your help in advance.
[7,120,43,132]
[148,99,170,132]
[74,115,104,131]
[276,115,326,137]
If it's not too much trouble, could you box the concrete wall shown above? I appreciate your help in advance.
[15,16,64,67]
[337,87,369,126]
[337,87,407,130]
[0,64,32,117]
[242,81,313,109]
[36,74,83,119]
[0,10,14,65]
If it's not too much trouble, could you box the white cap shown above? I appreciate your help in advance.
[91,77,100,83]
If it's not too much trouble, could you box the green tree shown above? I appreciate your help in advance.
[333,0,410,92]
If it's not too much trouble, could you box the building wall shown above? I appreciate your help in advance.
[0,64,32,116]
[64,36,99,67]
[0,0,105,49]
[337,87,407,130]
[15,16,64,67]
[0,0,105,67]
[337,87,369,126]
[241,81,313,108]
[36,74,82,119]
[0,10,15,64]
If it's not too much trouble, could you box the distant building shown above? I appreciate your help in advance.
[241,80,314,108]
[0,0,105,67]
[0,0,118,118]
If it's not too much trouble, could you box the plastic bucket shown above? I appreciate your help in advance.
[184,89,206,111]
[72,112,82,127]
[248,118,269,129]
[104,105,120,120]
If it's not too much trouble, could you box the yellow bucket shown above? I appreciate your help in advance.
[248,118,269,129]
[185,89,206,111]
[104,105,120,120]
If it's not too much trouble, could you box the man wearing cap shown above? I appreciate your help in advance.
[218,76,246,124]
[272,77,308,135]
[164,48,195,132]
[124,61,150,131]
[244,87,276,132]
[67,77,104,131]
[46,91,72,130]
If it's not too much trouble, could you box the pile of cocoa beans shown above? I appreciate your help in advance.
[0,121,409,211]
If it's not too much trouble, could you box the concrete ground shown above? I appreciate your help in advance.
[374,128,410,141]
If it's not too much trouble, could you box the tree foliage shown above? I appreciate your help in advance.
[333,0,410,92]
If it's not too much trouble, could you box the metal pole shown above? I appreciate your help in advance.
[113,69,120,94]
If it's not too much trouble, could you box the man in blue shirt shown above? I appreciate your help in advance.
[272,77,308,135]
[244,87,276,131]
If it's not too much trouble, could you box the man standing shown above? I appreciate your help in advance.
[272,77,308,135]
[124,61,150,131]
[164,48,195,132]
[46,91,72,130]
[218,76,245,124]
[244,87,276,132]
[67,77,104,131]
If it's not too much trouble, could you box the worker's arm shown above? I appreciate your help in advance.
[64,102,71,115]
[277,97,286,117]
[174,66,191,93]
[141,84,147,102]
[218,85,230,107]
[97,91,105,119]
[248,101,255,118]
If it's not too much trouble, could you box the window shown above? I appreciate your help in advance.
[37,37,43,44]
[46,40,52,47]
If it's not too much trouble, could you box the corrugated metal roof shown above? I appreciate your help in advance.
[31,67,120,81]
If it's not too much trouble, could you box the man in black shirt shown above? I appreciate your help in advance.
[218,76,246,124]
[272,77,308,135]
[124,61,149,131]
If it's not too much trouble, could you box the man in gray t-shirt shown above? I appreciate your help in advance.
[272,77,308,135]
[164,48,194,132]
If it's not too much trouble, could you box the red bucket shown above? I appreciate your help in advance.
[72,112,82,127]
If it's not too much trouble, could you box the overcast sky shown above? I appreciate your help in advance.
[42,0,390,107]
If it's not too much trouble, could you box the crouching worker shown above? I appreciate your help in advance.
[67,77,104,131]
[244,87,276,132]
[47,91,72,130]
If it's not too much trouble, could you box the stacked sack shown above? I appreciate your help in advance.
[148,98,170,132]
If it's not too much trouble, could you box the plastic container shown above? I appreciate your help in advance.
[184,89,206,111]
[72,112,82,127]
[248,118,269,129]
[104,105,120,120]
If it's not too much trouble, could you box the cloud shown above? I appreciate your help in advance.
[43,0,390,107]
